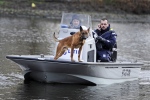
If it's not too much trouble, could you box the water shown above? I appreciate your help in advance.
[0,75,150,100]
[0,16,150,100]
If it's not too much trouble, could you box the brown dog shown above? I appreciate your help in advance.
[53,26,90,62]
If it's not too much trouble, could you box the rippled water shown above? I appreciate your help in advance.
[0,73,150,100]
[0,16,150,100]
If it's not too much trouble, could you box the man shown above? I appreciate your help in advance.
[69,14,81,29]
[93,18,117,62]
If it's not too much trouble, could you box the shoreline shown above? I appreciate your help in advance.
[1,9,150,23]
[0,1,150,23]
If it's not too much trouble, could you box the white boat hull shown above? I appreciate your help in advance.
[6,55,143,85]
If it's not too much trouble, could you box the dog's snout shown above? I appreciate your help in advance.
[82,35,88,39]
[81,31,89,40]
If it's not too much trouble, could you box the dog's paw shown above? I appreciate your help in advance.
[79,60,84,62]
[71,59,75,62]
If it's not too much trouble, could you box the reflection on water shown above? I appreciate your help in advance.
[0,16,150,100]
[0,79,149,100]
[17,81,140,100]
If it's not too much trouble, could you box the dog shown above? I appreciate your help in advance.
[53,26,90,62]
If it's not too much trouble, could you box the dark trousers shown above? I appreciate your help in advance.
[97,50,111,62]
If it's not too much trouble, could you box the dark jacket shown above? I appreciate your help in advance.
[94,25,117,51]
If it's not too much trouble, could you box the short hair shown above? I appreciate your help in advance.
[100,18,108,24]
[100,18,108,21]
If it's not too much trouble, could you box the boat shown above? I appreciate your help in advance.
[6,13,143,85]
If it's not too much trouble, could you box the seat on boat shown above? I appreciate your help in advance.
[110,43,117,62]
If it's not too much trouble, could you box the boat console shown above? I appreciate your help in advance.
[54,13,97,62]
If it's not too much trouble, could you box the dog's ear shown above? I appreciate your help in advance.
[87,27,91,36]
[80,26,83,32]
[87,27,90,32]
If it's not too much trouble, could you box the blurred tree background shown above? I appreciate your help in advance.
[0,0,149,18]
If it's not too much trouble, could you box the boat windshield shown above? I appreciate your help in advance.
[60,13,92,29]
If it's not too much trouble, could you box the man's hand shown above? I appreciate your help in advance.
[97,24,101,31]
[96,36,106,42]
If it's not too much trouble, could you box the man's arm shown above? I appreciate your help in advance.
[102,32,117,49]
[96,31,117,49]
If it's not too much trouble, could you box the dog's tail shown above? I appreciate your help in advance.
[53,32,59,42]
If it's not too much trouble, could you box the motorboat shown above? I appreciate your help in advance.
[6,13,143,85]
